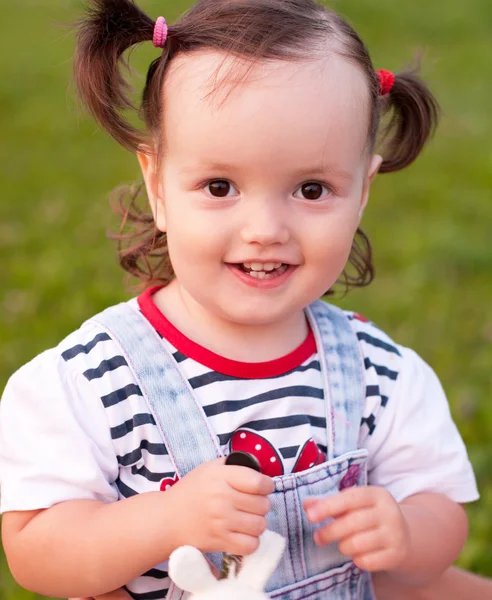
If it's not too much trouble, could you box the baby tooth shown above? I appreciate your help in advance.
[243,262,252,269]
[250,262,264,271]
[263,262,275,271]
[274,262,282,269]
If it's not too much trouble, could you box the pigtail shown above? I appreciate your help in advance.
[379,69,441,173]
[73,0,157,151]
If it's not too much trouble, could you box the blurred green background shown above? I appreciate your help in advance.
[0,0,491,598]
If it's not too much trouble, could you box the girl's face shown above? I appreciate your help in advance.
[139,51,381,327]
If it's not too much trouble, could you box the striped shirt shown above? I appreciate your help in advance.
[0,292,479,599]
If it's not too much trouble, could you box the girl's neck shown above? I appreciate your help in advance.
[152,282,309,363]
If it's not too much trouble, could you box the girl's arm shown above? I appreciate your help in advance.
[2,460,273,599]
[373,567,492,600]
[2,493,181,599]
[390,493,469,585]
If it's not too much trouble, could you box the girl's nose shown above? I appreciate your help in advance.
[240,200,291,246]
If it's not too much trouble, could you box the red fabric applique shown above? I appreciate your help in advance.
[230,430,326,476]
[160,473,179,491]
[292,438,326,473]
[230,430,284,477]
[353,313,369,323]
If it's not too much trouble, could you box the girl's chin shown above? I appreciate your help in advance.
[213,299,303,328]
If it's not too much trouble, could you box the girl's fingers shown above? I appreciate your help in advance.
[304,487,375,522]
[232,489,271,516]
[226,466,274,496]
[314,508,379,544]
[353,548,403,573]
[334,528,383,557]
[231,510,268,538]
[225,531,261,556]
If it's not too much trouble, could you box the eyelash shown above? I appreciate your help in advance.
[293,182,332,201]
[201,179,333,200]
[204,179,239,198]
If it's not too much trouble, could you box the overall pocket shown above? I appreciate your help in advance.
[269,561,365,600]
[266,449,369,589]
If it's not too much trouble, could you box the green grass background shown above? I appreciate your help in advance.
[0,0,491,597]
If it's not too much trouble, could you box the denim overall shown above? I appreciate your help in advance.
[92,299,375,600]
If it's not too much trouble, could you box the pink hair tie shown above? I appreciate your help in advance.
[153,16,168,48]
[377,69,395,96]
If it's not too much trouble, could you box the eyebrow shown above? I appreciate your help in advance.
[180,163,354,181]
[180,162,234,174]
[294,166,354,182]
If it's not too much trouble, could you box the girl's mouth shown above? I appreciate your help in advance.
[234,262,289,280]
[226,262,296,289]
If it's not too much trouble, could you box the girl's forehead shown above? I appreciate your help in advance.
[165,49,369,115]
[162,50,370,165]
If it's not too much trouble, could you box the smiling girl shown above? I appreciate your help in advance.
[0,1,478,599]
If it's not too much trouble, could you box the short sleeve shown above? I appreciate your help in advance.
[0,348,120,513]
[362,346,479,503]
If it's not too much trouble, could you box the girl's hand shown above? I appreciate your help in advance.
[303,486,410,573]
[167,458,274,557]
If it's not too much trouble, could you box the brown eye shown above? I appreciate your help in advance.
[300,183,324,200]
[207,180,236,198]
[293,182,329,201]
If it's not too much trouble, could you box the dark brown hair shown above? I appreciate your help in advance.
[73,0,440,292]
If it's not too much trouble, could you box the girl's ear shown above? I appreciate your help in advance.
[359,153,383,219]
[137,144,166,232]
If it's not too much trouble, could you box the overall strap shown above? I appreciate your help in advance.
[305,300,365,458]
[90,302,222,477]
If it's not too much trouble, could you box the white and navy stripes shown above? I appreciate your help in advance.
[55,298,402,600]
[347,314,401,438]
[1,291,479,600]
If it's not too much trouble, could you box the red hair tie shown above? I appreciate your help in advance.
[377,69,395,96]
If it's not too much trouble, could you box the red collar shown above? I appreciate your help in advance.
[137,286,316,379]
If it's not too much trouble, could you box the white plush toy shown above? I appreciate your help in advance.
[168,531,286,600]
